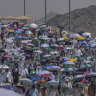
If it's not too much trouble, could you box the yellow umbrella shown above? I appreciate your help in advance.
[36,80,46,84]
[8,29,15,32]
[77,37,85,40]
[69,59,77,62]
[16,16,30,20]
[5,16,16,20]
[62,31,68,34]
[63,37,69,40]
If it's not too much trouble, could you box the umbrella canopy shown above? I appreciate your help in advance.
[30,76,41,82]
[46,80,59,87]
[57,38,64,41]
[70,33,81,38]
[14,30,22,34]
[64,61,75,65]
[0,88,22,96]
[73,82,87,87]
[5,38,13,43]
[63,37,69,40]
[69,59,77,62]
[61,67,76,72]
[0,65,9,69]
[36,70,52,76]
[41,44,49,48]
[30,23,38,29]
[19,78,32,83]
[77,37,85,40]
[8,29,15,32]
[82,32,91,37]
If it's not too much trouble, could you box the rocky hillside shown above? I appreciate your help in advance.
[35,11,58,24]
[47,5,96,37]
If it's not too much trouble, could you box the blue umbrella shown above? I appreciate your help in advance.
[42,65,56,69]
[79,41,87,44]
[30,76,41,82]
[14,37,22,40]
[14,30,22,34]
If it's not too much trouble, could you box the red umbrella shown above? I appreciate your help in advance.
[42,74,52,77]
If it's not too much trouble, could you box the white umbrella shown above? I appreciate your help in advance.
[57,38,64,41]
[50,51,58,55]
[47,66,61,70]
[0,88,22,96]
[82,32,91,37]
[74,74,85,79]
[30,23,38,29]
[64,61,75,65]
[41,44,49,48]
[33,50,43,53]
[19,78,32,83]
[70,33,81,38]
[5,39,13,43]
[46,79,59,86]
[65,47,73,50]
[36,70,51,76]
[43,54,51,58]
[0,65,9,69]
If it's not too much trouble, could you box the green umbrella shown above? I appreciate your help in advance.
[22,27,29,30]
[73,82,88,87]
[61,67,76,72]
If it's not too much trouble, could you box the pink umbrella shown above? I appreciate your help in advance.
[4,55,13,59]
[18,29,24,31]
[56,46,64,50]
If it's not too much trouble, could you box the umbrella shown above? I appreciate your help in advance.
[86,72,96,77]
[43,54,51,58]
[14,37,22,40]
[35,80,46,84]
[19,78,32,83]
[30,76,41,82]
[30,23,38,29]
[5,39,13,43]
[62,31,68,34]
[4,55,13,58]
[33,50,43,53]
[64,61,75,65]
[81,64,92,68]
[73,82,88,86]
[82,32,91,37]
[0,88,22,96]
[57,38,64,41]
[25,30,33,35]
[22,27,29,30]
[61,67,76,72]
[8,29,14,32]
[70,33,81,38]
[69,59,77,62]
[41,44,49,48]
[77,37,85,40]
[0,65,9,69]
[50,44,58,48]
[63,37,69,40]
[36,70,52,76]
[74,74,85,80]
[79,41,87,44]
[46,80,59,87]
[42,74,52,77]
[14,30,22,34]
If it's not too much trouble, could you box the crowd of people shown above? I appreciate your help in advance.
[0,22,96,96]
